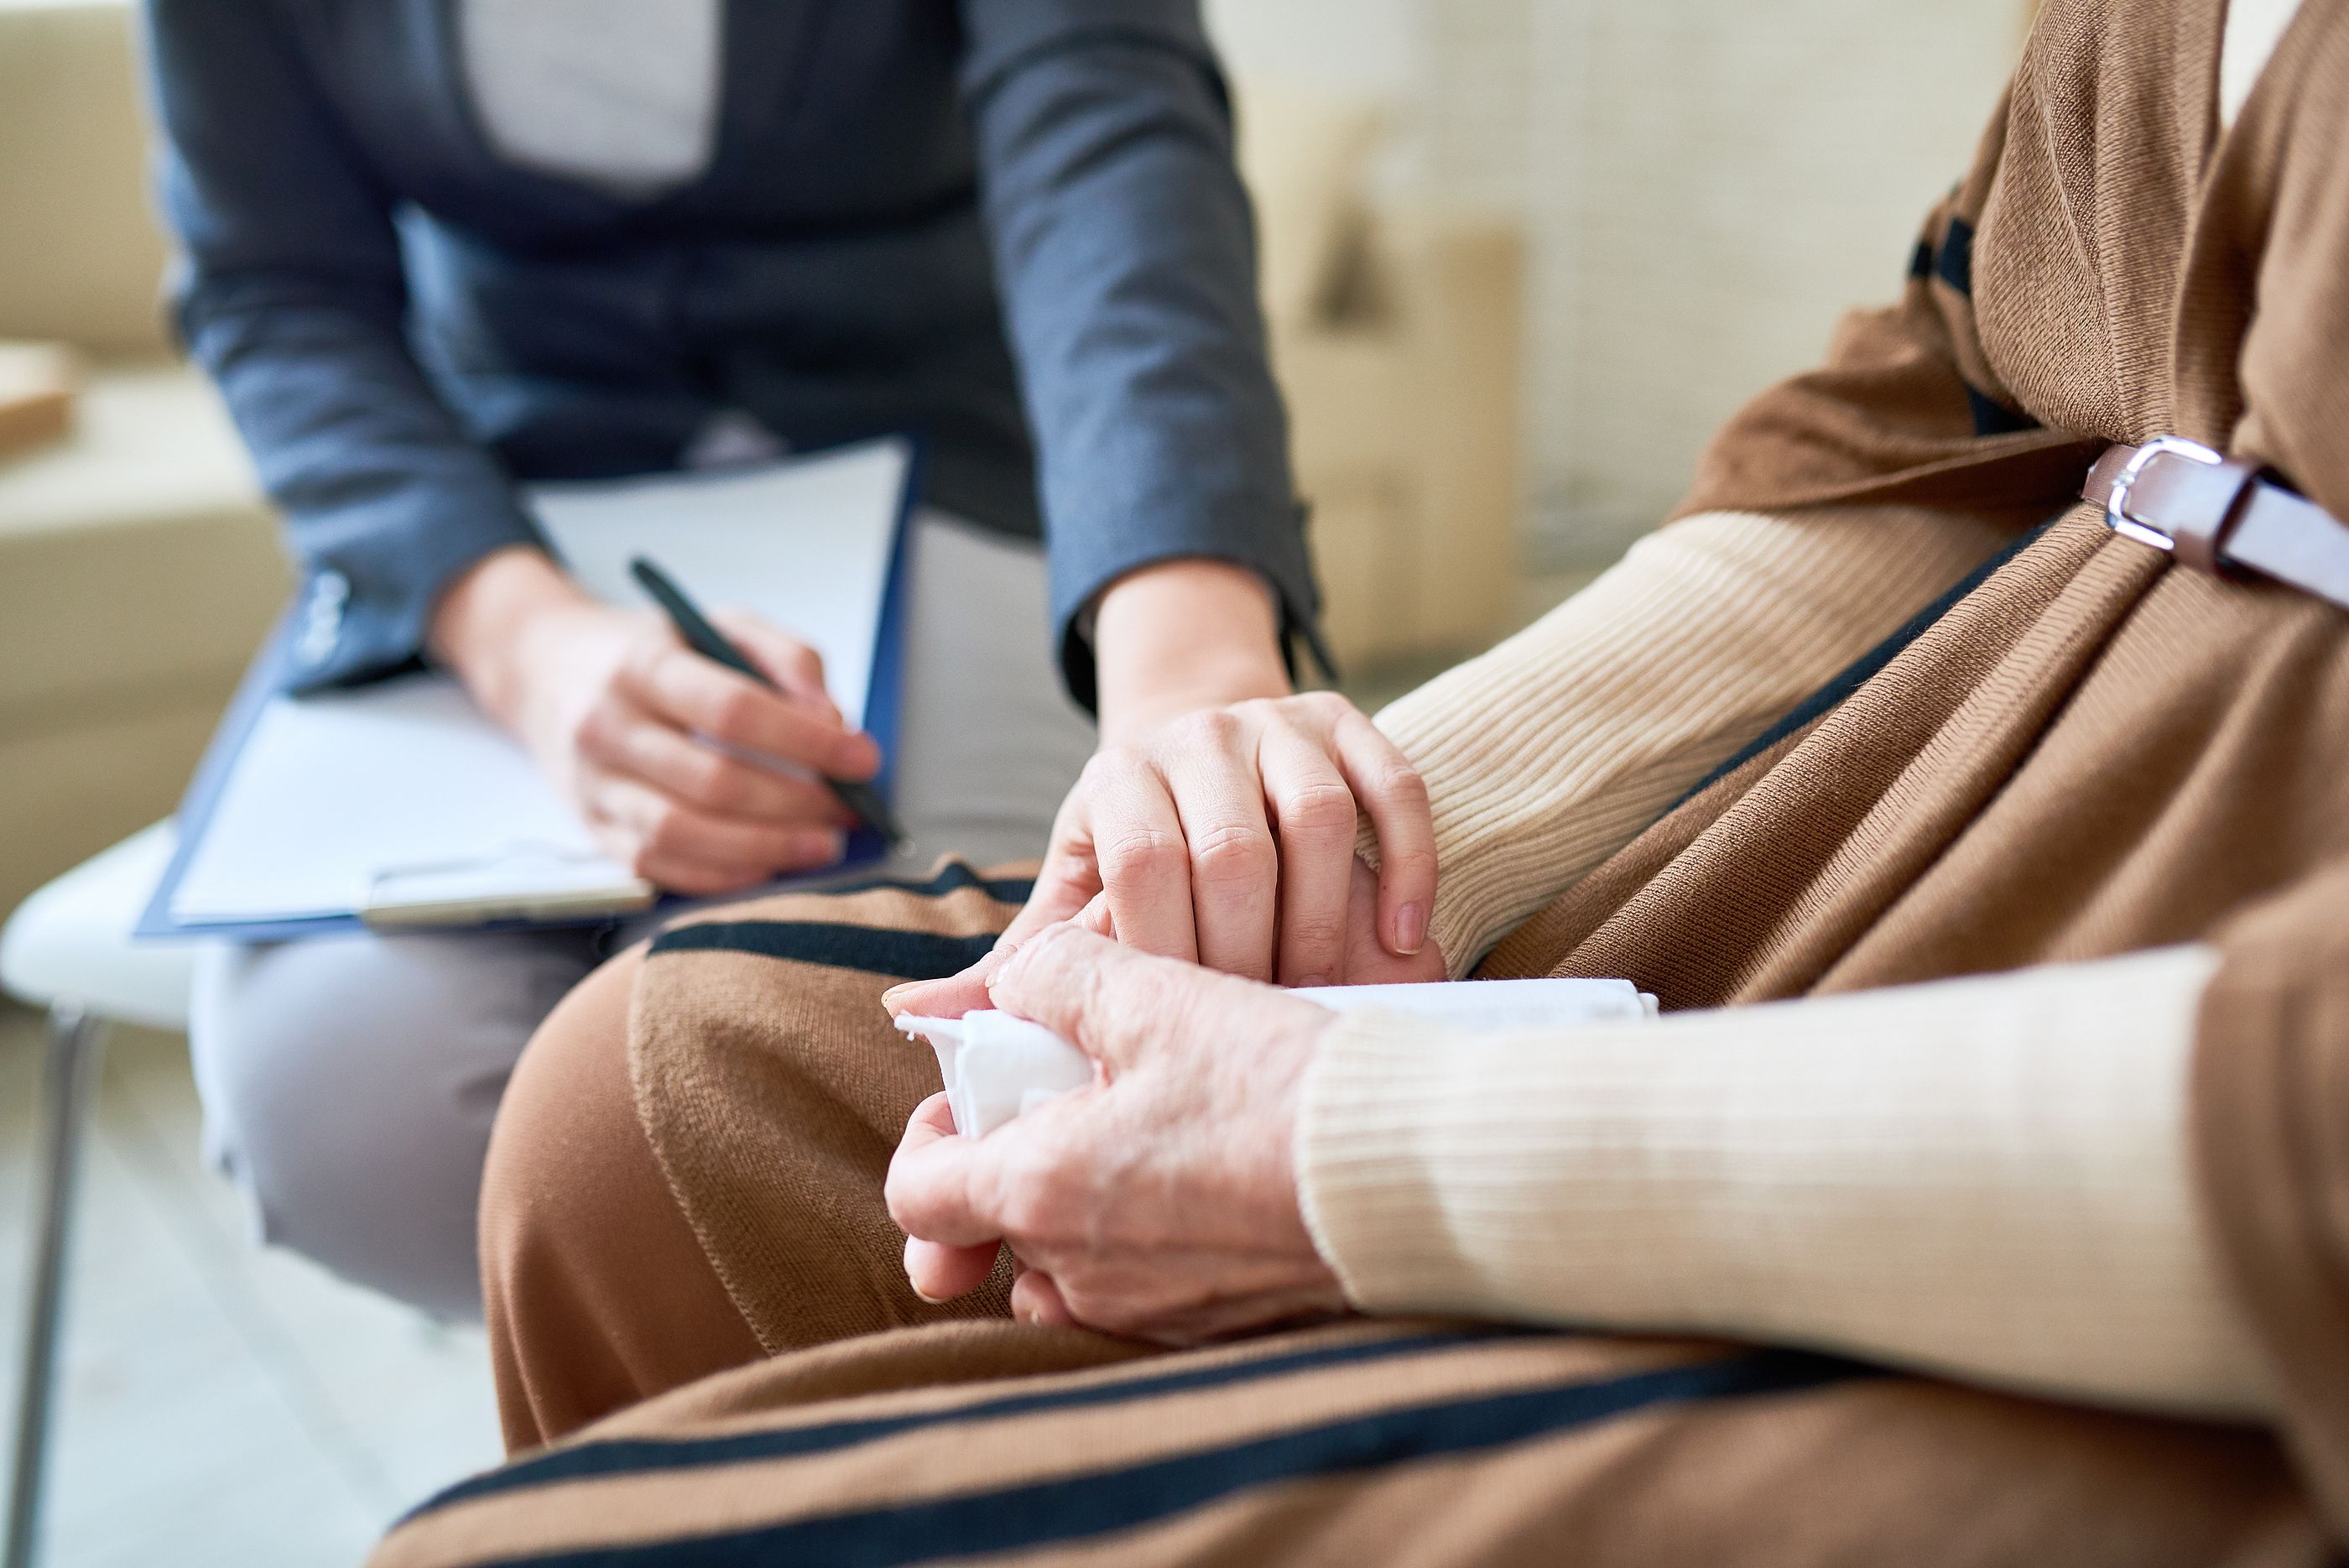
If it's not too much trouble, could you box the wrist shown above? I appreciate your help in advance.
[428,544,595,726]
[1092,558,1290,742]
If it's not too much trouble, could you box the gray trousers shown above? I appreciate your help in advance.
[190,514,1096,1319]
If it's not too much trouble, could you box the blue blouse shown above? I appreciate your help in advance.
[143,0,1320,706]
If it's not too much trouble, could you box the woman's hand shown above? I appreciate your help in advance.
[1024,558,1438,987]
[1023,692,1438,985]
[885,925,1348,1343]
[432,545,880,894]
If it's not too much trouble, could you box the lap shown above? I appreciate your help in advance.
[483,858,1039,1444]
[379,1318,2314,1568]
[622,860,1038,1350]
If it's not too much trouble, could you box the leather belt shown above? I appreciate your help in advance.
[2082,436,2349,612]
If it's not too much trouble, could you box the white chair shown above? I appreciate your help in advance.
[0,826,194,1568]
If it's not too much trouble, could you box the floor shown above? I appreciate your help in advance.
[0,1003,502,1568]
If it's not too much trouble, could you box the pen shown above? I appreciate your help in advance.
[628,555,914,856]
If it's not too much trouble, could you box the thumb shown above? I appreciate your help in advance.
[1005,821,1104,948]
[987,924,1178,1070]
[882,943,1006,1022]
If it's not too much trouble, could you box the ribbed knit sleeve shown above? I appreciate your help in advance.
[1364,507,2004,976]
[1294,945,2273,1421]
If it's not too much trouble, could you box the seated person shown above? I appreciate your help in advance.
[377,0,2349,1561]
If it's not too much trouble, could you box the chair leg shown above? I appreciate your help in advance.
[4,1006,107,1568]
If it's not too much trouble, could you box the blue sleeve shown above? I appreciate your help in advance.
[959,0,1328,707]
[143,0,544,692]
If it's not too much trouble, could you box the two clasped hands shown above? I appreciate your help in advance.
[872,563,1446,1348]
[440,550,1445,1343]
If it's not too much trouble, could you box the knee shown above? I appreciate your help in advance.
[482,945,764,1450]
[190,932,568,1316]
[479,945,654,1305]
[190,940,438,1215]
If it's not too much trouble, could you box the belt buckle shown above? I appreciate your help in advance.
[2105,435,2222,551]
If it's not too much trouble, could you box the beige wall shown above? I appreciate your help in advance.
[1511,1,2024,561]
[1214,0,2028,569]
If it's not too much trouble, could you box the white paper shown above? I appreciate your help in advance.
[170,677,619,922]
[899,977,1659,1138]
[535,440,908,729]
[168,440,909,928]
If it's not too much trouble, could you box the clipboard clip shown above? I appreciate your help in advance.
[361,842,656,930]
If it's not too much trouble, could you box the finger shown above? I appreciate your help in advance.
[1331,711,1436,959]
[1004,795,1107,947]
[621,642,879,781]
[884,886,1117,1021]
[587,774,846,881]
[890,1095,1008,1299]
[904,1234,1001,1304]
[1086,753,1200,963]
[1009,1268,1078,1329]
[1255,727,1357,988]
[580,699,851,826]
[710,610,841,724]
[987,924,1201,1071]
[628,852,773,898]
[1159,717,1278,978]
[884,1097,1008,1248]
[883,945,1010,1022]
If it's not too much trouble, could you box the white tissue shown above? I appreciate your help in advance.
[898,977,1658,1138]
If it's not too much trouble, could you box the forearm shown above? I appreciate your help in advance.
[183,289,544,690]
[961,8,1316,709]
[154,3,543,691]
[1091,558,1288,742]
[1296,946,2273,1421]
[1369,505,2008,974]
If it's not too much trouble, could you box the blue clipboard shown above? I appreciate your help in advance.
[137,436,924,941]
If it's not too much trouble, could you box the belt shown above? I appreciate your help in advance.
[2083,435,2349,612]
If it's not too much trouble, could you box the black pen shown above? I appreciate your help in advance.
[628,555,913,855]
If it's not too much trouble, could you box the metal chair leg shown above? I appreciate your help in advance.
[5,1005,107,1568]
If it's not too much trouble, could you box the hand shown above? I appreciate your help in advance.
[1018,693,1438,987]
[885,925,1347,1343]
[1060,559,1438,986]
[432,546,881,895]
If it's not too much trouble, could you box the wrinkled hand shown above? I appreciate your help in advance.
[1011,691,1436,986]
[885,925,1349,1343]
[435,550,880,895]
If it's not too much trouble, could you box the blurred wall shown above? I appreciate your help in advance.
[1202,0,1415,93]
[1209,0,2028,570]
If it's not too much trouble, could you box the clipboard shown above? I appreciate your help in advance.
[137,436,921,940]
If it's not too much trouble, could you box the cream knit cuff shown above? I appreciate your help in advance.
[1294,947,2273,1421]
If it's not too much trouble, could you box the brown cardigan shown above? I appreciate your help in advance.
[1478,0,2349,1534]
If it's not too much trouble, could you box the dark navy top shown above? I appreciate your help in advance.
[143,0,1319,706]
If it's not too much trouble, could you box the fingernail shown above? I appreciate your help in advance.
[1298,974,1331,991]
[881,983,913,1008]
[1393,902,1427,956]
[911,1283,948,1305]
